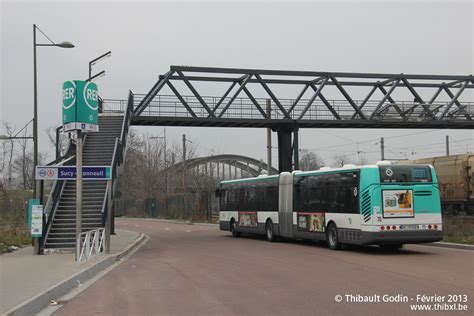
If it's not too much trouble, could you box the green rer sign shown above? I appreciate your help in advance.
[62,80,99,132]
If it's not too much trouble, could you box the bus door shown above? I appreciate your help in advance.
[278,172,294,238]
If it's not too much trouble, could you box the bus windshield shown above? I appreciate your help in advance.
[379,165,432,183]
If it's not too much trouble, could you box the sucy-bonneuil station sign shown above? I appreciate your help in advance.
[62,80,99,132]
[36,166,112,180]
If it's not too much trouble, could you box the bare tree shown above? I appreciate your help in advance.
[355,155,369,165]
[333,153,352,167]
[117,130,206,220]
[1,122,15,187]
[299,149,325,171]
[46,126,69,158]
[10,129,44,190]
[12,136,32,190]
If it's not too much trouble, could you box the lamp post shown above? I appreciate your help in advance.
[88,51,111,81]
[33,24,74,200]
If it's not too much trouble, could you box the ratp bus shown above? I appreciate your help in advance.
[217,163,443,250]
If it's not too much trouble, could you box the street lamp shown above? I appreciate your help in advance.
[33,24,74,199]
[88,51,111,81]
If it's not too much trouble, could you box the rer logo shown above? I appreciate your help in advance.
[62,81,77,123]
[62,80,99,131]
[83,82,98,111]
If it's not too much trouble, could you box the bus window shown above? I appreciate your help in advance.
[379,165,432,183]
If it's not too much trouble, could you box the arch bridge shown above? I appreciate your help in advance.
[174,154,278,180]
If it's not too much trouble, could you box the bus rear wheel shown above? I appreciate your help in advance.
[326,223,341,250]
[265,220,275,242]
[230,220,240,238]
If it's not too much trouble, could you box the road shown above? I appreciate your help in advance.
[54,218,474,315]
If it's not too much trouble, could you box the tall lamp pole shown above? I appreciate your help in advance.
[33,24,74,199]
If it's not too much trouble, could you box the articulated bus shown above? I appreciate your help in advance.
[217,163,443,250]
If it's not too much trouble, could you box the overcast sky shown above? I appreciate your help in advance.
[1,0,473,166]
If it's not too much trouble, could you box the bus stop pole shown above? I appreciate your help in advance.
[76,131,83,261]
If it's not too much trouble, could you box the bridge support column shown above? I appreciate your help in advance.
[276,126,299,173]
[277,128,293,173]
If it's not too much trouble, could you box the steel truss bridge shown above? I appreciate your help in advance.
[103,65,473,172]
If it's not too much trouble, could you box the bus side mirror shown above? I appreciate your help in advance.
[215,189,222,197]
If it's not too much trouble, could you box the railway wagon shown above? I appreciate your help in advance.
[403,154,473,214]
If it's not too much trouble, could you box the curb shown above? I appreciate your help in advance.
[421,241,474,251]
[119,217,218,227]
[4,232,147,316]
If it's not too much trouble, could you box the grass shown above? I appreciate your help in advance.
[442,235,474,245]
[0,189,34,254]
[0,229,32,254]
[442,216,474,245]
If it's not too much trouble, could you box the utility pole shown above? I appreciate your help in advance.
[182,134,187,217]
[380,137,385,160]
[266,99,272,175]
[446,135,450,156]
[163,128,168,214]
[182,134,186,163]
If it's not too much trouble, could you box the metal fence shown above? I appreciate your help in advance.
[77,228,105,265]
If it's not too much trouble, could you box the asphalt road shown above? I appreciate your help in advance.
[54,218,474,316]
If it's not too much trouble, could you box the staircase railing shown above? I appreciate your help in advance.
[101,91,134,233]
[120,91,134,159]
[40,138,77,254]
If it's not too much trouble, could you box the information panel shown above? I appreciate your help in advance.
[31,204,43,237]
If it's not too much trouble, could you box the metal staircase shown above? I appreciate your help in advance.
[41,92,134,253]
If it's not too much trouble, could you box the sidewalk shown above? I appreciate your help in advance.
[0,229,145,316]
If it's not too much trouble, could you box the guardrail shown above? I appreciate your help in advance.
[77,228,105,265]
[101,91,133,237]
[104,94,474,123]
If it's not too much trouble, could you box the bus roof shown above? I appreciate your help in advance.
[218,164,433,185]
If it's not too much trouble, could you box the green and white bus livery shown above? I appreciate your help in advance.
[217,163,443,250]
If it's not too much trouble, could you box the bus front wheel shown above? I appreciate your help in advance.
[265,220,275,242]
[230,220,240,238]
[327,223,341,250]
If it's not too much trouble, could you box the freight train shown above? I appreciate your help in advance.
[403,154,473,215]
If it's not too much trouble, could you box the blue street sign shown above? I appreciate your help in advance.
[36,166,111,180]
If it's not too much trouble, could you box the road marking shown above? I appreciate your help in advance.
[165,227,171,231]
[185,230,192,233]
